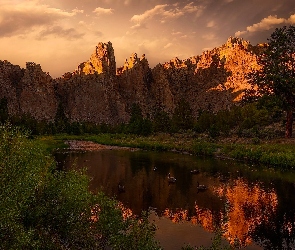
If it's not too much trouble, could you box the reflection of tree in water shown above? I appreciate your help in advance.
[251,181,295,249]
[214,178,278,247]
[129,153,153,175]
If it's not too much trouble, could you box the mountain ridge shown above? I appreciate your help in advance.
[0,37,264,124]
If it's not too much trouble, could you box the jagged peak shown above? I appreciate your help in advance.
[72,41,116,76]
[116,52,149,75]
[225,36,250,47]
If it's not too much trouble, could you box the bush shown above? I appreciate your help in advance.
[0,124,160,249]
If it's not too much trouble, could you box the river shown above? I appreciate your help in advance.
[55,147,295,249]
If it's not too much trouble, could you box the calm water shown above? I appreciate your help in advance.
[55,149,295,249]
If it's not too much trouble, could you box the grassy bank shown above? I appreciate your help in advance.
[38,132,295,171]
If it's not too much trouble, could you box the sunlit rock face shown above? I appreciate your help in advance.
[150,37,261,117]
[0,37,263,124]
[77,42,116,76]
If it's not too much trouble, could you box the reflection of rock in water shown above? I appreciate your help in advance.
[59,149,294,249]
[214,179,278,247]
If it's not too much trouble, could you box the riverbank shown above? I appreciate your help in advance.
[64,140,139,151]
[37,132,295,171]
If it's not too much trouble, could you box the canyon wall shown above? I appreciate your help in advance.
[0,38,262,124]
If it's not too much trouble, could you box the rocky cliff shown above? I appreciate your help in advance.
[0,37,262,124]
[145,37,261,119]
[0,60,58,121]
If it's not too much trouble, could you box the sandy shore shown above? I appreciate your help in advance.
[65,140,138,152]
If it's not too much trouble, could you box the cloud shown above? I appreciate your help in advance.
[172,31,182,36]
[93,7,114,16]
[72,8,84,14]
[130,5,167,23]
[37,26,84,40]
[130,2,204,25]
[183,2,203,15]
[0,0,76,37]
[288,14,295,23]
[130,23,147,30]
[207,20,215,28]
[235,14,293,36]
[164,43,173,49]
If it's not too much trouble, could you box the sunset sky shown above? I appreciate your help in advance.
[1,0,295,77]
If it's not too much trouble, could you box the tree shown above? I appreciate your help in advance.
[245,25,295,138]
[128,104,152,136]
[172,98,194,131]
[152,110,171,133]
[0,98,9,123]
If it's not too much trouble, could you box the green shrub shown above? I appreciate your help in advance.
[0,125,160,249]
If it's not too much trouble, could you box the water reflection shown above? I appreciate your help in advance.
[215,179,278,246]
[56,149,295,249]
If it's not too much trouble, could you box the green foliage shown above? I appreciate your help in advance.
[127,103,152,136]
[194,103,275,138]
[0,125,161,249]
[245,25,295,137]
[0,97,9,123]
[172,99,194,131]
[223,143,295,170]
[192,141,217,156]
[152,110,172,133]
[54,102,70,133]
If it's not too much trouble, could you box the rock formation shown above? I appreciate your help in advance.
[0,37,263,124]
[55,42,128,124]
[0,61,57,121]
[116,53,153,117]
[149,37,261,117]
[0,60,24,116]
[19,62,58,121]
[77,41,116,76]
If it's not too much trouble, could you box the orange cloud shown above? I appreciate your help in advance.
[93,7,114,16]
[0,0,76,37]
[130,2,204,25]
[235,14,293,36]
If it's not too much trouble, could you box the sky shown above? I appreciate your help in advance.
[0,0,295,77]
